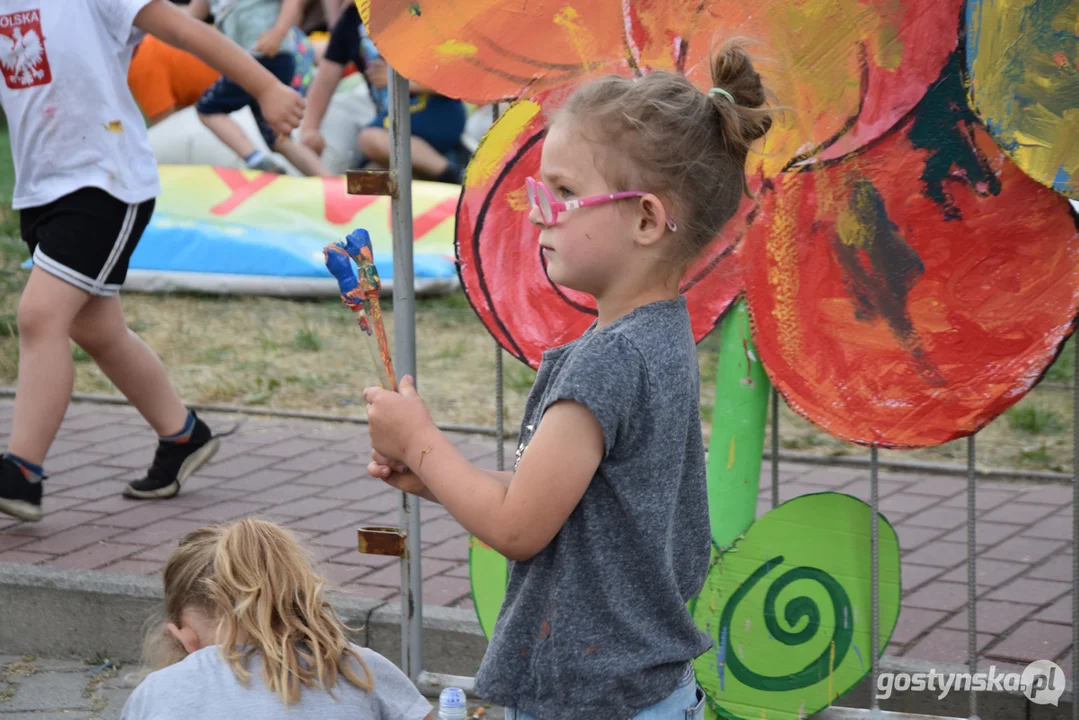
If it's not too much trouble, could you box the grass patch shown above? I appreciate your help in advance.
[293,325,322,352]
[1044,336,1074,384]
[1018,442,1052,469]
[1007,404,1064,434]
[202,345,233,363]
[505,365,536,394]
[72,345,92,363]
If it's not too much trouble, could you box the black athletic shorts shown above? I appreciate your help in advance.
[20,187,155,297]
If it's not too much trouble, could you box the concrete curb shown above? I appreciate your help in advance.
[1,563,1073,718]
[0,563,488,676]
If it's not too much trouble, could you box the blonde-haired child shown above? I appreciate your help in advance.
[122,518,435,719]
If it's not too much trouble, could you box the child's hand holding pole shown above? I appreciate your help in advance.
[363,375,438,470]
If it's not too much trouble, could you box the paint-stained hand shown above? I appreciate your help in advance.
[363,375,435,466]
[257,83,305,136]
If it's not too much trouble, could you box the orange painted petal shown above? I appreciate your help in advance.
[742,77,1079,448]
[679,0,963,176]
[359,0,628,102]
[456,90,747,368]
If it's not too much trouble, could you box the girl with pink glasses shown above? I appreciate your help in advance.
[363,40,775,719]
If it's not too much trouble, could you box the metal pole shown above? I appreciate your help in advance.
[388,65,422,681]
[967,435,977,720]
[771,387,779,509]
[871,446,880,713]
[1073,336,1078,720]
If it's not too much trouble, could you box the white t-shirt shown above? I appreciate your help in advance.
[120,645,434,720]
[0,0,160,209]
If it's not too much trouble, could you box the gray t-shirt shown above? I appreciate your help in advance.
[474,297,713,718]
[120,644,433,719]
[208,0,288,54]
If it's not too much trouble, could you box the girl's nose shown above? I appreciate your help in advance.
[527,202,547,228]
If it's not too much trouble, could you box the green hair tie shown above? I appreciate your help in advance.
[709,87,735,104]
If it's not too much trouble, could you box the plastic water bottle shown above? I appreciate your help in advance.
[438,687,467,719]
[359,26,389,115]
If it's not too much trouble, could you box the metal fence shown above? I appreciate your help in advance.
[374,67,1078,720]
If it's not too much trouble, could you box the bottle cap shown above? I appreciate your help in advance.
[439,687,467,709]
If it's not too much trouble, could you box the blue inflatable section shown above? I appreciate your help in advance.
[130,215,457,281]
[21,214,459,296]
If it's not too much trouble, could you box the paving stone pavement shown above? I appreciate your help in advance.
[0,652,137,719]
[0,399,1074,674]
[0,652,503,718]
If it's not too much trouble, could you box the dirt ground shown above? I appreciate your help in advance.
[0,224,1074,474]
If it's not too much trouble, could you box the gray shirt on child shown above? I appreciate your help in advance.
[120,644,432,719]
[208,0,288,54]
[474,297,713,719]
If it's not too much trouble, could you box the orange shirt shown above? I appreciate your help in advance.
[128,35,220,122]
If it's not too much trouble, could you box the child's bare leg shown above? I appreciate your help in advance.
[358,127,459,181]
[6,268,93,465]
[68,295,188,437]
[357,127,391,167]
[272,135,333,176]
[198,111,259,159]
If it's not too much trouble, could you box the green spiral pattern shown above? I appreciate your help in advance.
[693,493,901,720]
[721,561,853,692]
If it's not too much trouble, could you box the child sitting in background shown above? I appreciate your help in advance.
[187,0,330,175]
[122,518,435,719]
[129,26,314,126]
[298,2,468,184]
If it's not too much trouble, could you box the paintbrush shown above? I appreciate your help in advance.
[324,229,398,392]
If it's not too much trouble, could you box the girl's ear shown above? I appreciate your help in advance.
[166,621,202,655]
[634,194,669,247]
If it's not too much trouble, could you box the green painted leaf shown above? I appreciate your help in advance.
[692,493,901,720]
[469,534,507,640]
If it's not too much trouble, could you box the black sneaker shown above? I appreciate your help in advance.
[123,413,220,500]
[0,456,43,522]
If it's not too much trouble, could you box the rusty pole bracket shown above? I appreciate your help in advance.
[357,525,407,557]
[346,168,398,198]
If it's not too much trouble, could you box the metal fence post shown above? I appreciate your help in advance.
[871,446,881,714]
[387,65,423,681]
[967,435,977,720]
[1073,337,1077,720]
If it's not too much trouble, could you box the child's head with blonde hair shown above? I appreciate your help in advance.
[144,517,372,705]
[528,39,776,300]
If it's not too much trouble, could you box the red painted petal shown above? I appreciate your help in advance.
[742,100,1079,448]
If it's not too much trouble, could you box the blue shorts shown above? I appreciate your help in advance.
[368,94,467,156]
[504,666,706,719]
[196,53,295,148]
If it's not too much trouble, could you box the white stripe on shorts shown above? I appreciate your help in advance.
[94,202,138,293]
[33,247,119,298]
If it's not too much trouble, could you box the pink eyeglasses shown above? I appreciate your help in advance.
[525,177,677,231]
